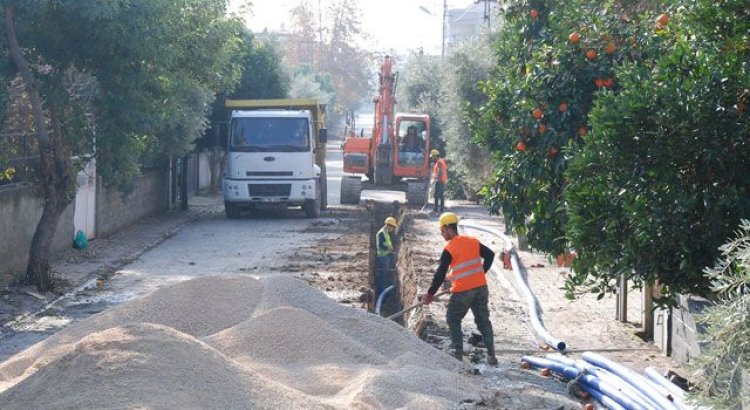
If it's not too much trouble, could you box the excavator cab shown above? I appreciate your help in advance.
[339,56,432,206]
[393,116,430,179]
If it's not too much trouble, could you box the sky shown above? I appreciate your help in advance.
[229,0,481,55]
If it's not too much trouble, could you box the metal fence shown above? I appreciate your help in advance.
[0,131,38,186]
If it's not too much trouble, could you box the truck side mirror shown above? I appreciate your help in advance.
[319,128,328,143]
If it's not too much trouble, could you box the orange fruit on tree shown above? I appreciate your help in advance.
[606,43,616,54]
[578,126,588,136]
[538,123,547,133]
[558,102,568,112]
[532,108,543,120]
[657,13,669,26]
[530,9,539,19]
[595,78,604,88]
[516,141,527,152]
[568,32,581,44]
[604,78,614,88]
[586,49,597,60]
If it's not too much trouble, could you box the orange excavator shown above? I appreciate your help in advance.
[340,56,432,205]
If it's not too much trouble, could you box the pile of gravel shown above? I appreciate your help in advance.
[0,275,481,409]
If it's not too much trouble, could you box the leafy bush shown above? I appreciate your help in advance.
[474,0,663,255]
[691,220,750,409]
[565,0,750,301]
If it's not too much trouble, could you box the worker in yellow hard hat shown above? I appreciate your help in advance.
[423,212,498,365]
[375,217,398,299]
[430,149,448,214]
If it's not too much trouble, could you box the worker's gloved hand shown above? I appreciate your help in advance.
[423,292,434,305]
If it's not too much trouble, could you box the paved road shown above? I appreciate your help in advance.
[0,150,350,363]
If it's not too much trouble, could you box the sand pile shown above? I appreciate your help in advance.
[0,275,481,409]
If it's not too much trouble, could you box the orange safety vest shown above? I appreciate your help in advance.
[444,235,487,293]
[433,158,448,184]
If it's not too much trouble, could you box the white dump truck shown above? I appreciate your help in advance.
[222,99,327,218]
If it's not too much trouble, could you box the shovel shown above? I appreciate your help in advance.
[385,289,450,320]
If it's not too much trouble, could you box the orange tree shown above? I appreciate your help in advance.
[565,0,750,301]
[472,0,664,254]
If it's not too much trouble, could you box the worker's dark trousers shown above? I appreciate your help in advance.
[375,255,393,298]
[446,285,495,357]
[433,182,445,214]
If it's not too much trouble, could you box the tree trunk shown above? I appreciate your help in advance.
[208,146,226,195]
[4,4,74,291]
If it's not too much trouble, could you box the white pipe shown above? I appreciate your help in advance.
[460,220,567,351]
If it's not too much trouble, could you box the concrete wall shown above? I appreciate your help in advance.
[95,170,169,238]
[0,184,75,276]
[198,152,211,192]
[671,294,711,365]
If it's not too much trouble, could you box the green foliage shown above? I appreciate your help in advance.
[474,0,665,255]
[199,31,288,151]
[691,220,750,409]
[441,35,496,200]
[395,51,445,164]
[289,66,336,113]
[6,0,243,190]
[565,0,750,300]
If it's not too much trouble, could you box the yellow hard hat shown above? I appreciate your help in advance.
[430,149,440,158]
[385,217,398,227]
[438,212,459,227]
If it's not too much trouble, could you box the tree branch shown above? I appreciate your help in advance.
[3,3,50,146]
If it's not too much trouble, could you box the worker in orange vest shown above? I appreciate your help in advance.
[423,212,498,365]
[430,149,448,214]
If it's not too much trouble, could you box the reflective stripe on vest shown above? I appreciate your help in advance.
[377,226,393,257]
[445,235,486,293]
[433,158,448,184]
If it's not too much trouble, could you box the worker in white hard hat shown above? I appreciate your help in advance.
[375,217,398,299]
[423,212,498,365]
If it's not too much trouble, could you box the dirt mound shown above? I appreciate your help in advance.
[0,275,481,409]
[0,323,327,410]
[0,275,263,383]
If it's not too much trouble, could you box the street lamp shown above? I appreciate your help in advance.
[418,1,447,59]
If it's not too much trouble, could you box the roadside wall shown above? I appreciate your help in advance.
[670,294,711,365]
[95,170,169,238]
[0,184,74,276]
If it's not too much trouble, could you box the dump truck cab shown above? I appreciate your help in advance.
[223,99,327,218]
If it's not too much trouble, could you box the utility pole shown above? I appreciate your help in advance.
[483,0,490,27]
[441,0,446,59]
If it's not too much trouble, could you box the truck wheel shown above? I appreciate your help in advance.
[340,176,362,205]
[406,181,427,206]
[225,202,241,219]
[304,185,322,218]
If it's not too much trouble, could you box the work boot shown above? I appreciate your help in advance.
[448,349,463,362]
[486,355,498,365]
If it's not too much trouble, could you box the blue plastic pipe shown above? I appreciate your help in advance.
[575,359,662,410]
[521,356,648,410]
[645,367,686,401]
[583,352,679,410]
[460,221,567,351]
[376,285,395,316]
[586,386,629,410]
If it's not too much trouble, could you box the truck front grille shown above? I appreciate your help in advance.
[246,171,294,177]
[248,184,292,197]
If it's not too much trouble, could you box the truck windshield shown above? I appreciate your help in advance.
[230,117,310,152]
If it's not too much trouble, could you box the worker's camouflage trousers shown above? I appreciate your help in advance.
[446,285,495,357]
